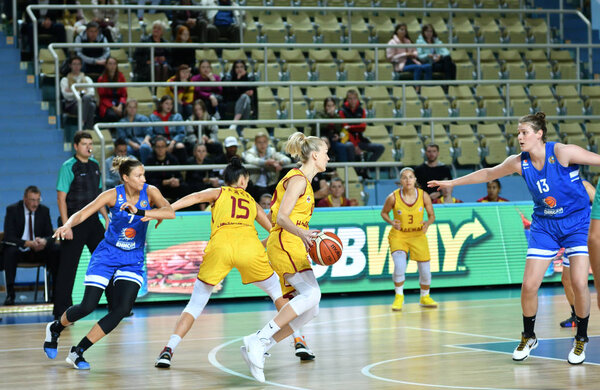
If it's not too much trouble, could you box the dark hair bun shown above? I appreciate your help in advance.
[230,156,243,168]
[534,112,546,121]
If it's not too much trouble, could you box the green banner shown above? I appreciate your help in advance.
[72,202,572,304]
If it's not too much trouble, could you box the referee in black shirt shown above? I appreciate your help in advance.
[53,131,109,319]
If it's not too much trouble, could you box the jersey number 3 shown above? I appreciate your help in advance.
[536,179,550,193]
[230,196,250,219]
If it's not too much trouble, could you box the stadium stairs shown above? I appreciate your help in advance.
[0,32,69,226]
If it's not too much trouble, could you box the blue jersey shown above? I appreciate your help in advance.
[104,184,152,250]
[521,142,589,219]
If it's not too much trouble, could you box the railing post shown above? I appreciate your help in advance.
[173,85,178,114]
[75,86,83,132]
[150,46,155,84]
[344,164,349,197]
[263,46,268,82]
[476,46,481,80]
[576,47,581,81]
[559,0,564,41]
[127,8,133,59]
[347,8,352,44]
[505,80,510,117]
[26,7,40,85]
[289,83,294,119]
[12,0,17,44]
[430,121,434,142]
[546,12,550,45]
[49,44,61,126]
[375,47,379,81]
[93,124,107,191]
[316,122,321,138]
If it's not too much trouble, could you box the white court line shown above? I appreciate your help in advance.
[361,351,520,390]
[206,337,310,390]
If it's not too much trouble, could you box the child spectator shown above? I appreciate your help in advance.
[170,25,197,70]
[191,59,223,116]
[74,21,110,78]
[134,20,171,81]
[259,193,272,210]
[118,99,153,163]
[315,97,355,162]
[386,23,432,81]
[149,96,187,163]
[97,57,127,122]
[316,177,358,207]
[60,56,96,129]
[477,179,509,202]
[167,64,195,120]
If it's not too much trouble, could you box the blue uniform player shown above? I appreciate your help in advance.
[429,112,600,365]
[43,157,175,370]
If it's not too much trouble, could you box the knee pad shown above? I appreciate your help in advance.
[286,272,321,316]
[182,280,214,319]
[392,251,407,283]
[289,304,319,332]
[252,273,282,302]
[418,261,432,285]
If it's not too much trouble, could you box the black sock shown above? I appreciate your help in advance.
[575,315,589,340]
[523,315,536,338]
[76,337,94,353]
[570,305,576,317]
[50,320,65,334]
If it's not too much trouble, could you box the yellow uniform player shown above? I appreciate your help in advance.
[381,167,436,311]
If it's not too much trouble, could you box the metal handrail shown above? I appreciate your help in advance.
[92,114,600,192]
[72,77,600,132]
[28,3,591,80]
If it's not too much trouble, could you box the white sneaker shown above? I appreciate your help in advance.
[512,333,538,361]
[243,333,266,369]
[241,346,265,383]
[568,337,587,365]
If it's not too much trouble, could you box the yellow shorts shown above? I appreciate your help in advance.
[267,229,312,298]
[197,230,274,285]
[388,231,430,261]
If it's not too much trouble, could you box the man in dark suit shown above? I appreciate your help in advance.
[3,186,59,305]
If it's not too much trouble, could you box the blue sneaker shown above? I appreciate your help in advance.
[43,321,60,359]
[66,347,90,370]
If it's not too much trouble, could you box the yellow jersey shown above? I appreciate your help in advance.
[210,186,257,238]
[270,168,314,232]
[391,188,425,236]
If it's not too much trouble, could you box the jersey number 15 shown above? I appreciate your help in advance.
[231,196,250,219]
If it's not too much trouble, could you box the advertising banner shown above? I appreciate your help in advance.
[71,202,576,304]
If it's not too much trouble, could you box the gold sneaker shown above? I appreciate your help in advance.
[391,294,404,311]
[419,294,438,308]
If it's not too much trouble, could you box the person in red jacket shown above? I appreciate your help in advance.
[97,57,127,122]
[338,89,384,164]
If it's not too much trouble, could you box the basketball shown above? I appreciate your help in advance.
[544,196,557,208]
[309,232,343,266]
[124,228,137,238]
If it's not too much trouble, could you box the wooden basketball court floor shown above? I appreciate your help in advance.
[1,288,600,389]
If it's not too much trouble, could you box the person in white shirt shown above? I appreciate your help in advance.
[60,56,97,129]
[243,132,291,201]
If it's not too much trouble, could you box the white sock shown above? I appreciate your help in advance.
[292,329,303,339]
[395,286,404,295]
[420,289,430,297]
[167,334,182,351]
[257,320,280,342]
[264,337,277,352]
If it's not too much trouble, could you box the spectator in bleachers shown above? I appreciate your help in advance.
[316,177,358,207]
[477,179,509,202]
[170,25,197,70]
[243,132,291,201]
[173,0,218,43]
[118,99,153,164]
[74,21,110,78]
[186,99,224,158]
[185,143,221,205]
[192,59,223,116]
[386,23,432,81]
[60,56,96,129]
[21,3,67,60]
[223,60,256,123]
[104,138,135,188]
[134,20,171,81]
[97,57,127,123]
[204,0,242,43]
[149,95,187,163]
[432,187,463,204]
[146,136,188,201]
[416,24,456,83]
[315,97,356,162]
[339,90,385,164]
[415,143,453,201]
[2,186,59,305]
[259,193,272,210]
[137,0,161,20]
[211,136,241,165]
[167,64,195,120]
[91,0,120,42]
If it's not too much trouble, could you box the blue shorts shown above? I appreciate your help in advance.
[526,212,589,261]
[84,240,145,289]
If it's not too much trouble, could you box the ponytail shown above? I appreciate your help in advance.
[223,156,248,185]
[285,132,324,163]
[111,156,142,180]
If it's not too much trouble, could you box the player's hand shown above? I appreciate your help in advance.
[53,226,73,240]
[428,180,453,191]
[392,220,402,231]
[299,229,320,251]
[421,221,430,234]
[120,202,138,214]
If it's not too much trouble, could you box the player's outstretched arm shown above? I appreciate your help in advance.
[145,185,176,220]
[428,154,521,191]
[255,203,273,233]
[54,189,116,239]
[170,188,222,211]
[555,143,600,168]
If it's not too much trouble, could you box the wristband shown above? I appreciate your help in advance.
[135,209,146,217]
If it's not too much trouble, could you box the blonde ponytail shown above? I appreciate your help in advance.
[285,132,324,163]
[111,156,142,179]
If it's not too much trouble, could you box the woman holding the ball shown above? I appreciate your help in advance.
[381,167,436,312]
[241,132,329,383]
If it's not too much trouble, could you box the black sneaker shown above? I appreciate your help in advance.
[155,346,173,368]
[560,314,577,328]
[66,346,90,370]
